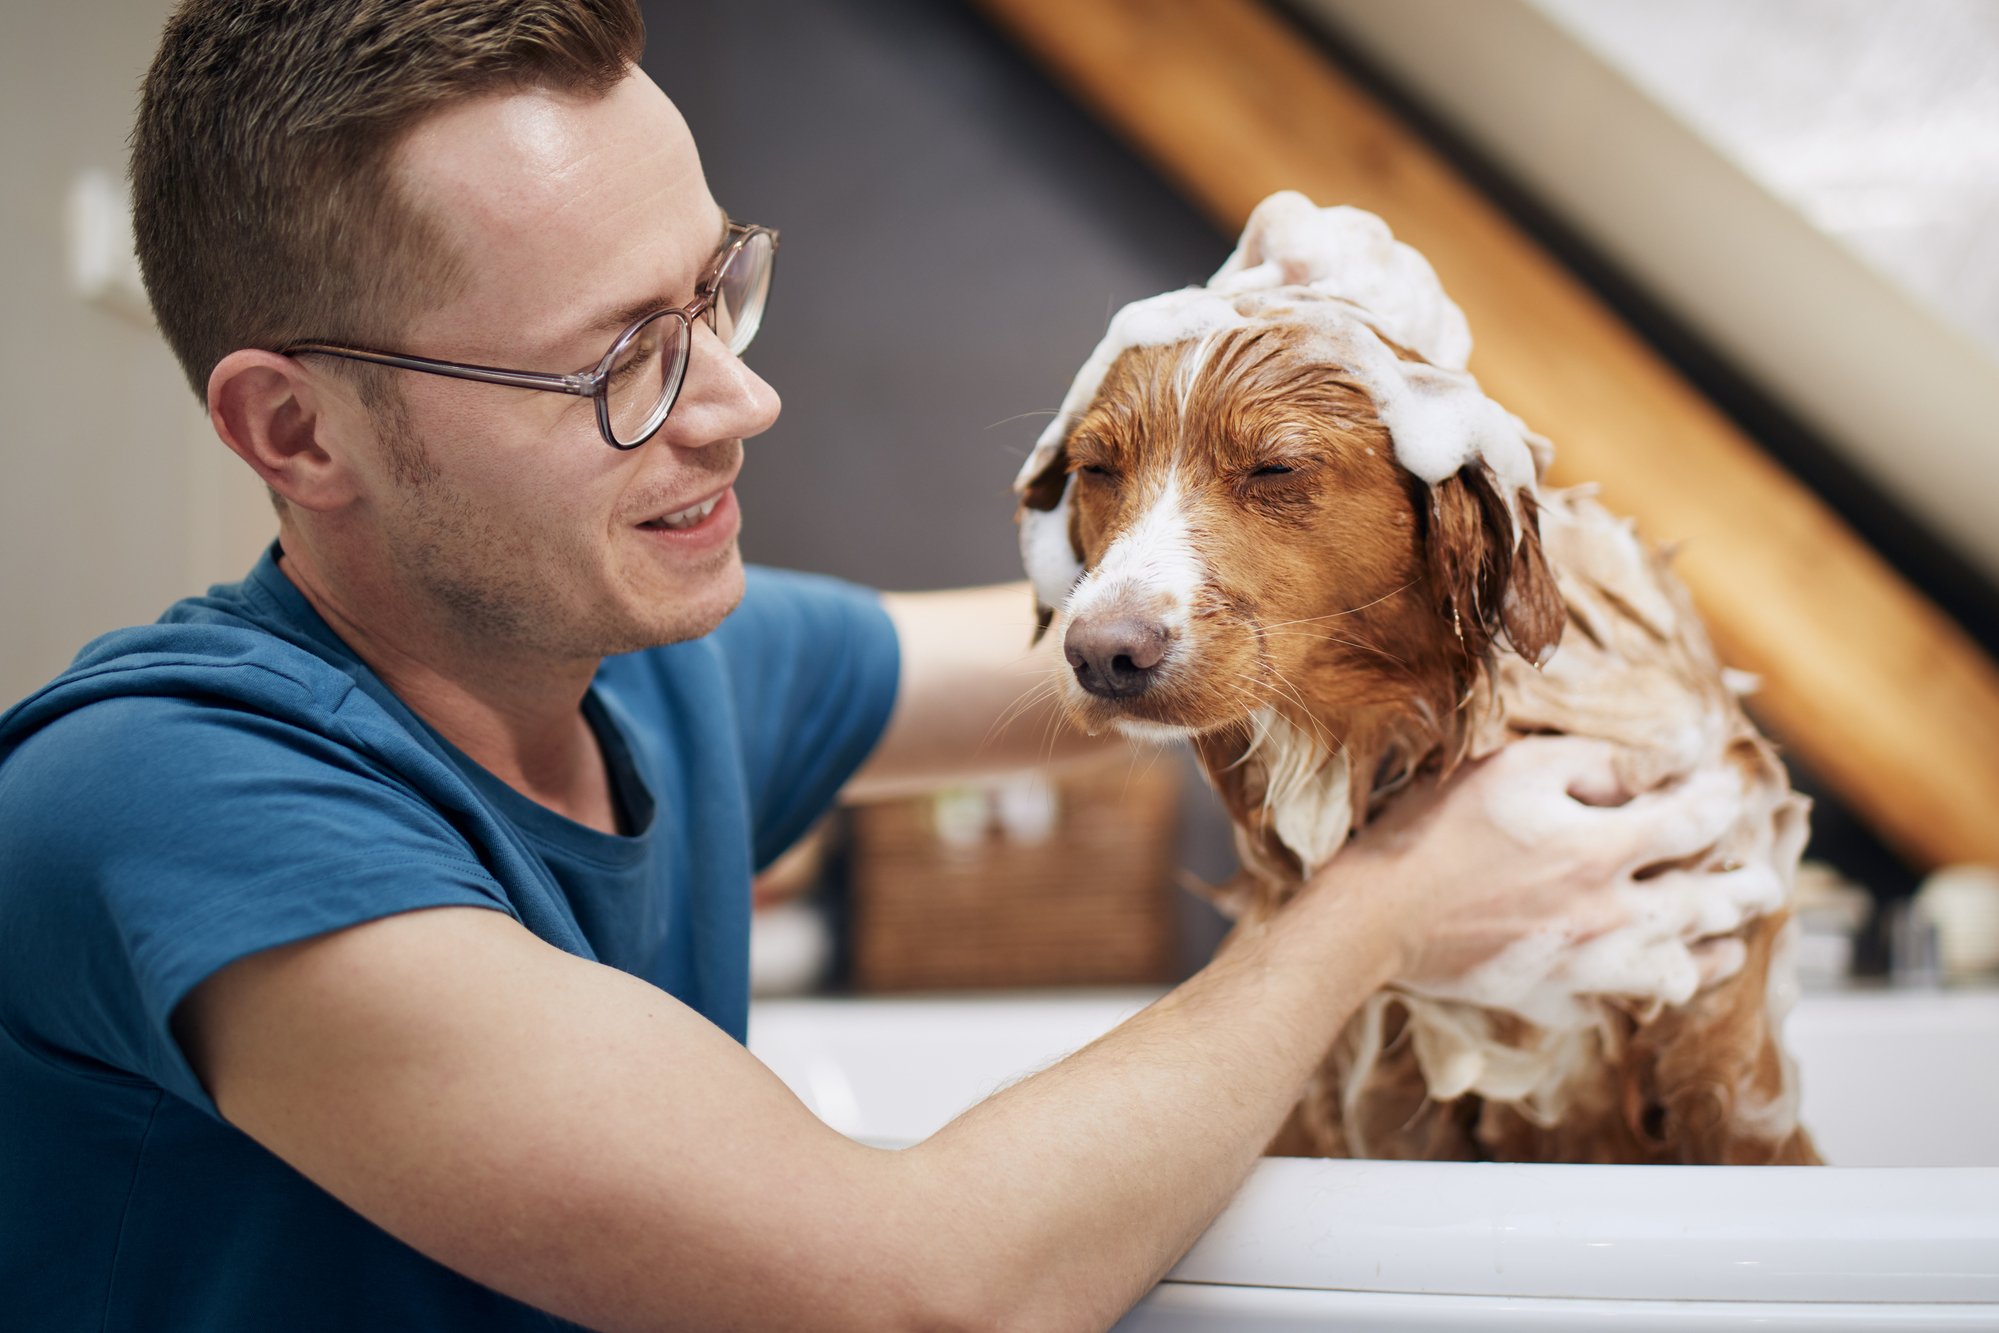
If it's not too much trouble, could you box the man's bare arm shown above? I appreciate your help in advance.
[175,739,1733,1333]
[843,582,1114,802]
[177,876,1388,1333]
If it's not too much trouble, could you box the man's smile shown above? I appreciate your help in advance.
[640,490,725,531]
[634,485,739,551]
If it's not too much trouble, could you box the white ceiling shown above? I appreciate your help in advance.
[1535,0,1999,359]
[1297,0,1999,583]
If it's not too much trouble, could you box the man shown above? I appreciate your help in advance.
[0,2,1729,1329]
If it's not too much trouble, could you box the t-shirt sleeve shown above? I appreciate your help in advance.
[0,693,511,1116]
[710,567,901,868]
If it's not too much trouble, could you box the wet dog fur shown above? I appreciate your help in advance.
[1019,327,1819,1165]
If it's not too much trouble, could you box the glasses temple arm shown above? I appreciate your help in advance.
[282,344,597,397]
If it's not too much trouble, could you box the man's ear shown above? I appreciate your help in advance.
[206,350,360,513]
[1427,464,1564,667]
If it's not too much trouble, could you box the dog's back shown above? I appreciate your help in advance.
[1273,487,1816,1164]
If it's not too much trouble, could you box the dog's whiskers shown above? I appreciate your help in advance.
[986,408,1063,432]
[985,667,1070,764]
[1256,580,1420,633]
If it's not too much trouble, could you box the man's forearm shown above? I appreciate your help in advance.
[894,861,1404,1332]
[181,866,1402,1333]
[845,583,1118,801]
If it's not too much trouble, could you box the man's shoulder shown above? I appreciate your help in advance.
[0,615,512,1114]
[0,608,475,875]
[0,615,370,770]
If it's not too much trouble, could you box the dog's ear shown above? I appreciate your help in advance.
[1033,600,1055,644]
[1427,464,1564,668]
[1500,489,1564,668]
[1016,441,1080,645]
[1018,441,1070,514]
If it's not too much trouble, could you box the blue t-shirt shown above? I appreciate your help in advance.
[0,546,900,1331]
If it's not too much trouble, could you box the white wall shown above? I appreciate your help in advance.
[0,1,275,706]
[1536,0,1999,360]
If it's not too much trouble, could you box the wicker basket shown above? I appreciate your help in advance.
[847,757,1181,991]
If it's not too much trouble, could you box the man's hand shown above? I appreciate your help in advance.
[1328,736,1743,988]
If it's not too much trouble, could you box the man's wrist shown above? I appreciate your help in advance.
[1291,847,1413,991]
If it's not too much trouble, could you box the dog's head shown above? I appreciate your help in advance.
[1017,196,1564,807]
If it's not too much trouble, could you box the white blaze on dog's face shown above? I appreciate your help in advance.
[1057,457,1204,738]
[1046,326,1463,746]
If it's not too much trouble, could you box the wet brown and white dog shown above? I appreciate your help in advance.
[1015,194,1817,1164]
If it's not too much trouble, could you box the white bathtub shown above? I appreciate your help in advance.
[749,987,1999,1330]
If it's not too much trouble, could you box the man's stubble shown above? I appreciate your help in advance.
[374,397,745,663]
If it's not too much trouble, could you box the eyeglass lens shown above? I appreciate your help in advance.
[603,230,774,447]
[604,313,684,447]
[710,230,774,357]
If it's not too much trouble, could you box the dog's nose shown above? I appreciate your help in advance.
[1065,616,1168,699]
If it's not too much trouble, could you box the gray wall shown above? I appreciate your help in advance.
[642,0,1248,939]
[643,0,1232,592]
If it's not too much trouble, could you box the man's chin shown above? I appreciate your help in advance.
[613,542,746,653]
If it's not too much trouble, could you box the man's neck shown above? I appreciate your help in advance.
[276,539,622,836]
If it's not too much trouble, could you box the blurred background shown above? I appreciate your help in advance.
[7,0,1999,993]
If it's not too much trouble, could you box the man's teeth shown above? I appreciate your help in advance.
[650,495,721,530]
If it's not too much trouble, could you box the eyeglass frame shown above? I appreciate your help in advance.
[279,221,779,451]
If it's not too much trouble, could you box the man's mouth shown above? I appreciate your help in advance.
[640,493,723,531]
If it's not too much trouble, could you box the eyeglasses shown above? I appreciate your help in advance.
[282,222,778,450]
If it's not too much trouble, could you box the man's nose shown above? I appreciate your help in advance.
[660,320,781,447]
[1065,613,1168,699]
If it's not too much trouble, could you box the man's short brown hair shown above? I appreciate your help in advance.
[133,0,645,399]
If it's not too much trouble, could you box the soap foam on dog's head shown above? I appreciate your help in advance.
[1016,193,1544,612]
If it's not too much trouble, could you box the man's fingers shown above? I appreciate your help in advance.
[1474,737,1630,840]
[1486,735,1626,805]
[1609,768,1744,871]
[1486,748,1742,878]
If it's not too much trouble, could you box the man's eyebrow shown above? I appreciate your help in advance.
[580,208,735,339]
